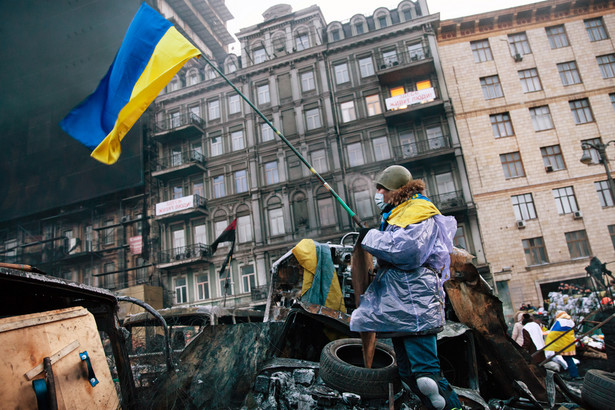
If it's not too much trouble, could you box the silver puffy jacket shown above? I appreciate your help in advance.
[349,214,456,334]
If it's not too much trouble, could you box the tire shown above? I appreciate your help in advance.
[581,369,615,410]
[319,338,400,399]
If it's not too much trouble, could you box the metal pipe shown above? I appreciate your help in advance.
[198,53,366,228]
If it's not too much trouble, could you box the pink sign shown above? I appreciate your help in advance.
[155,195,194,216]
[129,236,143,255]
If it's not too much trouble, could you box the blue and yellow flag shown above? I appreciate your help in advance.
[60,3,200,164]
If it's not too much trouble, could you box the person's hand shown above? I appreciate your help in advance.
[356,227,371,244]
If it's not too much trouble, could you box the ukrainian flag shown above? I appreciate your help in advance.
[60,3,200,164]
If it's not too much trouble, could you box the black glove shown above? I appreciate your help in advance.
[356,227,371,245]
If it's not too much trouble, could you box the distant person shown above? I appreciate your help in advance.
[545,311,580,380]
[511,311,525,346]
[522,313,545,364]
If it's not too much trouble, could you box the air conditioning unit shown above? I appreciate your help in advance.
[514,53,523,62]
[545,165,554,173]
[516,220,526,229]
[573,210,583,219]
[121,216,130,224]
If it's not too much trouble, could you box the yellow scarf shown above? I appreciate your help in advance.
[387,195,440,228]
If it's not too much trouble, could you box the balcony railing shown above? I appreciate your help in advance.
[157,243,211,265]
[376,47,430,70]
[154,194,208,219]
[153,112,204,140]
[430,190,466,210]
[152,149,207,179]
[398,134,452,159]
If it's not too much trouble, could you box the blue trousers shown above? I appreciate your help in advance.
[392,335,461,409]
[563,355,579,378]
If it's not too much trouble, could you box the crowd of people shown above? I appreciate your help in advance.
[511,289,615,379]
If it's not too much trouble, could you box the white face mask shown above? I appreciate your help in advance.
[374,192,387,211]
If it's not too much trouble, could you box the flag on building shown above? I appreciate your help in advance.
[60,3,201,165]
[211,219,237,254]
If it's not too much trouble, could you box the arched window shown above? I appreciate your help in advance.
[292,192,309,228]
[167,75,180,92]
[315,187,336,227]
[236,204,253,243]
[224,55,238,74]
[205,65,217,80]
[212,209,230,246]
[294,27,310,51]
[350,15,368,36]
[267,196,285,236]
[327,22,344,42]
[374,9,391,29]
[272,32,287,54]
[186,68,201,86]
[398,1,416,22]
[351,178,373,218]
[251,40,268,64]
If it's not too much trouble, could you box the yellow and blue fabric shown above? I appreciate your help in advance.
[387,193,440,228]
[545,312,576,355]
[60,3,200,164]
[292,239,346,313]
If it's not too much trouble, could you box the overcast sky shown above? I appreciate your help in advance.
[225,0,538,53]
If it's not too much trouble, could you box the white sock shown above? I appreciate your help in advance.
[416,376,445,410]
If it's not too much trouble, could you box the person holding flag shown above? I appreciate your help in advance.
[545,310,580,380]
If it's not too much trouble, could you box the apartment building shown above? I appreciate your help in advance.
[437,0,615,316]
[151,0,486,309]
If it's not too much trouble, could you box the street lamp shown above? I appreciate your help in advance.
[580,139,615,204]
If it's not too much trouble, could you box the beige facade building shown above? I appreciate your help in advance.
[437,0,615,315]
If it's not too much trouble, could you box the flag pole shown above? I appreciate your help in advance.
[199,54,366,228]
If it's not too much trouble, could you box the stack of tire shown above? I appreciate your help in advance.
[319,338,401,399]
[581,370,615,409]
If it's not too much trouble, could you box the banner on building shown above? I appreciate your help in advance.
[385,87,436,110]
[129,235,143,255]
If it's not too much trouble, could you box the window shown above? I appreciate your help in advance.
[609,225,615,249]
[340,101,356,122]
[400,128,416,157]
[269,207,285,236]
[470,39,493,62]
[454,226,467,250]
[512,193,537,221]
[317,196,336,226]
[401,6,413,21]
[253,47,267,64]
[382,50,398,67]
[208,99,220,120]
[301,71,315,92]
[366,94,382,116]
[541,145,566,171]
[570,99,594,124]
[518,68,542,93]
[103,262,115,289]
[611,93,615,111]
[408,43,425,60]
[265,161,279,184]
[566,230,591,259]
[172,184,183,199]
[552,186,579,214]
[529,106,553,131]
[523,237,548,265]
[490,113,514,138]
[480,75,503,99]
[241,265,256,293]
[234,170,248,193]
[305,108,322,130]
[435,172,456,203]
[329,29,340,42]
[508,32,531,56]
[167,77,179,92]
[311,149,328,173]
[219,276,233,297]
[171,146,182,167]
[228,94,241,114]
[359,57,375,77]
[372,136,390,161]
[426,125,445,149]
[354,22,365,35]
[237,215,253,242]
[595,180,614,207]
[347,142,364,167]
[196,274,210,300]
[194,224,207,245]
[557,61,582,85]
[261,123,274,142]
[546,25,569,49]
[585,18,608,42]
[377,14,387,28]
[175,277,187,304]
[257,84,270,105]
[582,137,602,164]
[597,54,615,79]
[292,193,309,227]
[210,135,222,156]
[334,63,350,84]
[500,152,525,179]
[214,220,229,244]
[103,219,115,245]
[231,130,244,151]
[352,180,373,218]
[227,61,237,74]
[187,69,199,86]
[213,175,225,198]
[295,32,309,51]
[169,111,180,128]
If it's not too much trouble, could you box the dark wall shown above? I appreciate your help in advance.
[0,0,147,222]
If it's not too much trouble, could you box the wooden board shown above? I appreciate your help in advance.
[0,306,119,409]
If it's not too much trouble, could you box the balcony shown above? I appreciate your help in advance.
[153,112,205,142]
[152,149,207,181]
[383,87,444,122]
[431,191,466,211]
[376,48,434,84]
[154,194,208,221]
[157,243,211,269]
[397,134,453,161]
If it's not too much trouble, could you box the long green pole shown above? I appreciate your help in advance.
[200,54,365,228]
